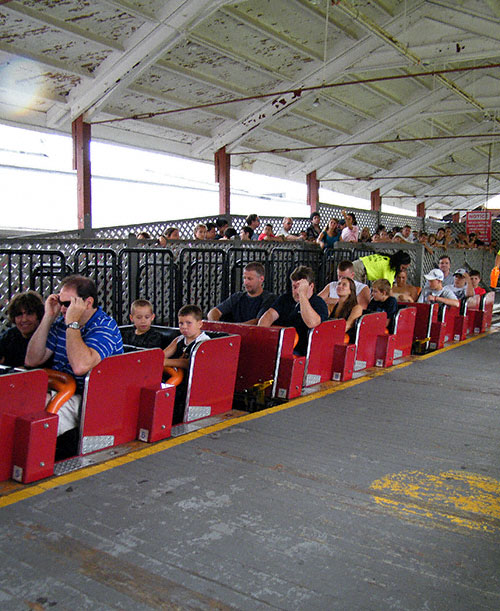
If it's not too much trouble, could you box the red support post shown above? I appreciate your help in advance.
[371,188,381,211]
[306,170,319,213]
[452,212,460,223]
[72,115,92,231]
[215,146,230,216]
[417,202,426,218]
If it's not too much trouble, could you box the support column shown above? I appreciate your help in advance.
[72,115,92,232]
[306,170,319,213]
[371,188,381,211]
[452,213,460,223]
[215,146,230,216]
[416,202,425,218]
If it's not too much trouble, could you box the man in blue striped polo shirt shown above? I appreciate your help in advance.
[26,275,123,437]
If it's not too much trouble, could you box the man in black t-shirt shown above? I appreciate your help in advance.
[208,262,276,324]
[258,265,328,356]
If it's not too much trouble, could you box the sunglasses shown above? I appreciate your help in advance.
[58,298,72,308]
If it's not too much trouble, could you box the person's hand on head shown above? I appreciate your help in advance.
[64,296,86,325]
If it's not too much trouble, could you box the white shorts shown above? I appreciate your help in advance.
[46,391,82,436]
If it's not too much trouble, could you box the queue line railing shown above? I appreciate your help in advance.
[0,244,495,330]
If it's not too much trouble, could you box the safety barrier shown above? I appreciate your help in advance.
[0,243,495,331]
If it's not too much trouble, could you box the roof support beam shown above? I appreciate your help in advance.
[72,116,92,232]
[371,189,381,212]
[307,171,319,213]
[215,146,230,216]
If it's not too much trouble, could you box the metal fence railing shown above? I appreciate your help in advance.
[0,242,495,332]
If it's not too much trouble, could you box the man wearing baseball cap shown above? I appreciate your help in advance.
[418,268,460,307]
[451,268,474,301]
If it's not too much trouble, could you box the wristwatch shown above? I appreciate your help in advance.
[66,321,81,330]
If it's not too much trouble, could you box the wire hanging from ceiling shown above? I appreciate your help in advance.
[90,63,500,125]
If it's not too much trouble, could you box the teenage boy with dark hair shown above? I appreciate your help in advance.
[258,265,328,356]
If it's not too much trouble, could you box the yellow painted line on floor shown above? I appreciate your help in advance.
[0,329,495,509]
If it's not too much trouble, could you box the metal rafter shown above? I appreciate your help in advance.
[193,1,427,156]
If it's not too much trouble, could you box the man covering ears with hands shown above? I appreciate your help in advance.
[258,266,328,356]
[25,275,123,436]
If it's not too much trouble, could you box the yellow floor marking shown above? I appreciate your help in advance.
[0,329,495,509]
[370,470,500,533]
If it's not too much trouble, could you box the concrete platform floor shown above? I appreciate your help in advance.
[0,331,499,610]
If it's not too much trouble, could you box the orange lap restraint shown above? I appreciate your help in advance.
[164,366,184,386]
[44,369,77,414]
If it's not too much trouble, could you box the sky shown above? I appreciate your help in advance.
[1,123,497,232]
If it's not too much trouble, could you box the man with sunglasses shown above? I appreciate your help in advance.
[26,275,123,442]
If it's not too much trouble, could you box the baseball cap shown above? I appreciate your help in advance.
[424,268,444,281]
[454,268,467,276]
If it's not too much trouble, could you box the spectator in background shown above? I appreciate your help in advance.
[259,223,275,241]
[205,222,217,240]
[419,232,434,255]
[469,270,486,296]
[428,233,437,248]
[340,211,359,242]
[193,224,207,240]
[434,255,454,287]
[276,217,301,241]
[456,231,468,248]
[221,227,238,240]
[245,214,261,240]
[317,218,340,249]
[137,231,151,240]
[214,218,229,239]
[165,227,180,240]
[401,225,414,242]
[306,212,321,242]
[359,227,372,243]
[444,226,456,249]
[240,226,254,241]
[372,228,391,243]
[157,234,168,247]
[434,227,446,246]
[0,291,45,367]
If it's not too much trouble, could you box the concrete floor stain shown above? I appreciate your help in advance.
[369,470,500,533]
